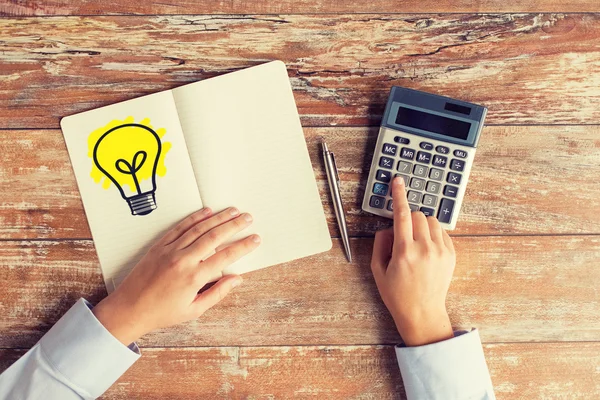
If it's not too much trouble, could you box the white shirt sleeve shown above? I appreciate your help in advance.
[0,298,140,400]
[395,329,495,400]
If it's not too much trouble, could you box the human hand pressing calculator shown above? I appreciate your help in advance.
[362,87,487,230]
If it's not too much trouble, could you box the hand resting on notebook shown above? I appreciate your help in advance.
[92,207,260,345]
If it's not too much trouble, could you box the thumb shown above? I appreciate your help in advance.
[191,275,242,317]
[371,228,394,281]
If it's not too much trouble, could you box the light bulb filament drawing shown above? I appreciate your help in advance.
[115,150,148,195]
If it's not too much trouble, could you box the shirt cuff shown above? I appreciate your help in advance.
[395,329,495,400]
[39,298,141,399]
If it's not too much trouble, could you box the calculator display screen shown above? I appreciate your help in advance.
[395,107,471,140]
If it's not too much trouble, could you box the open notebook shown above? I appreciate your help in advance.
[61,61,332,292]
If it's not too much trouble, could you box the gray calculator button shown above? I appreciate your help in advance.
[447,172,462,185]
[410,177,425,190]
[387,200,394,211]
[376,169,392,183]
[436,145,450,154]
[394,174,410,186]
[397,161,412,174]
[443,185,459,198]
[422,194,438,207]
[382,143,398,156]
[379,156,394,169]
[400,148,415,160]
[437,198,455,223]
[407,190,422,204]
[416,151,432,164]
[420,207,435,217]
[370,195,385,209]
[454,149,468,158]
[432,155,447,168]
[394,136,410,144]
[409,204,419,212]
[429,168,444,181]
[420,142,433,150]
[413,164,429,178]
[450,159,465,172]
[426,181,441,194]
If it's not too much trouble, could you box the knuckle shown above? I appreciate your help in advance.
[206,229,220,243]
[222,246,237,260]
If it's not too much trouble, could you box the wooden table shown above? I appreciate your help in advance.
[1,1,600,398]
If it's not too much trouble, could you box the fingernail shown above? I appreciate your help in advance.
[229,207,239,216]
[395,177,404,186]
[202,207,211,214]
[244,213,253,222]
[251,234,261,243]
[232,277,243,288]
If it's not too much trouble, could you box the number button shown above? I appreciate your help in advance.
[432,155,447,168]
[379,156,394,169]
[447,172,462,185]
[387,200,394,211]
[407,191,422,204]
[397,161,412,173]
[443,185,459,198]
[409,204,419,212]
[382,143,397,156]
[422,194,438,207]
[437,198,455,223]
[454,149,468,158]
[420,207,435,217]
[420,142,433,150]
[410,177,425,190]
[436,145,450,154]
[426,181,440,194]
[373,183,389,196]
[376,169,392,183]
[416,151,432,164]
[429,168,444,181]
[369,195,385,209]
[450,159,465,172]
[395,174,410,186]
[394,136,410,144]
[413,164,429,178]
[400,148,415,160]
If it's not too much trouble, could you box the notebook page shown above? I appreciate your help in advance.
[172,61,332,276]
[61,91,203,292]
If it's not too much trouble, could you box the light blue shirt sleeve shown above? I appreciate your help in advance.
[0,298,140,400]
[395,329,495,400]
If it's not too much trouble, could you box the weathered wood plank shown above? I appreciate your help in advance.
[1,14,599,128]
[1,126,599,239]
[1,236,599,348]
[2,343,599,399]
[1,0,598,16]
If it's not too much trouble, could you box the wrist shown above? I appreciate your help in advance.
[92,296,145,346]
[394,308,454,347]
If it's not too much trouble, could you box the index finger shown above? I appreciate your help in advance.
[391,177,413,244]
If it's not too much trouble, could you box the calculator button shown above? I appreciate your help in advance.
[447,172,462,185]
[437,198,455,223]
[454,149,468,158]
[416,151,432,164]
[420,207,435,217]
[410,177,425,190]
[432,155,447,168]
[419,142,434,150]
[450,159,465,172]
[373,183,389,196]
[397,161,412,174]
[407,191,422,204]
[382,143,398,156]
[387,200,394,211]
[394,136,410,144]
[422,194,438,207]
[413,164,429,178]
[409,204,419,212]
[426,181,441,194]
[443,185,459,198]
[436,145,450,154]
[379,156,394,169]
[376,169,392,183]
[394,174,410,186]
[429,168,444,181]
[400,148,415,160]
[369,195,385,209]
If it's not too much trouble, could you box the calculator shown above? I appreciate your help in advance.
[361,86,487,230]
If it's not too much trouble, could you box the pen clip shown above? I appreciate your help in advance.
[330,152,340,184]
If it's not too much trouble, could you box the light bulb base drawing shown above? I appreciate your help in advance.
[127,191,157,216]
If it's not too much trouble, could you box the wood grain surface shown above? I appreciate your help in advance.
[2,343,599,399]
[1,0,598,15]
[1,14,600,128]
[1,125,599,240]
[2,236,599,348]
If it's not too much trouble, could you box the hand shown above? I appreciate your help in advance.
[92,207,260,345]
[371,177,456,346]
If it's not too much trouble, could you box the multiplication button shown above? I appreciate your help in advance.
[447,172,462,185]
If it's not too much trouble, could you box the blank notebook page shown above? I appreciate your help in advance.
[172,61,332,276]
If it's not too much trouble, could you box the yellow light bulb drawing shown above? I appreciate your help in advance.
[88,119,171,216]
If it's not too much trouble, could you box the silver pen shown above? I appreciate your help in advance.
[322,141,352,263]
